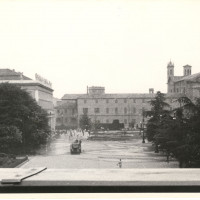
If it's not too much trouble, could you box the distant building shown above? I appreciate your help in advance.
[167,61,200,100]
[59,87,156,129]
[58,61,200,130]
[0,69,56,130]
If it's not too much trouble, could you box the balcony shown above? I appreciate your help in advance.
[1,168,200,192]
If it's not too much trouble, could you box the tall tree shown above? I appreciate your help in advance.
[146,91,170,141]
[0,83,50,152]
[79,113,91,130]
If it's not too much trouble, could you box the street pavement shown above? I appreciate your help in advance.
[20,131,179,169]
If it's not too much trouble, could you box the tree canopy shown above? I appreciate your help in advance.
[79,113,91,130]
[0,83,50,153]
[146,92,200,167]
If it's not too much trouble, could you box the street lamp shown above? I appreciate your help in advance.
[142,108,145,143]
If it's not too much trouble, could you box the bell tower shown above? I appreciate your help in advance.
[183,65,192,76]
[167,61,174,79]
[167,61,174,93]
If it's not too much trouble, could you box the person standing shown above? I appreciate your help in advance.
[117,159,122,168]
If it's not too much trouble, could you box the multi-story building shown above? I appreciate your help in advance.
[59,87,156,129]
[57,61,200,130]
[167,61,200,100]
[77,87,155,128]
[0,69,56,130]
[55,96,78,129]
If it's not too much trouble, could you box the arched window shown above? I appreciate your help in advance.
[187,69,189,75]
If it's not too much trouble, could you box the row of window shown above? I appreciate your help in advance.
[83,107,139,114]
[57,109,75,114]
[56,117,77,123]
[170,87,186,93]
[83,99,146,104]
[92,119,135,124]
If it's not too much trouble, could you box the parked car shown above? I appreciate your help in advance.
[70,139,82,154]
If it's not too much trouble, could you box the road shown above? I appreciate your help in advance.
[20,131,179,169]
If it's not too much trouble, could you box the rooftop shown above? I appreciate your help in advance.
[174,72,200,83]
[62,92,185,100]
[0,69,32,80]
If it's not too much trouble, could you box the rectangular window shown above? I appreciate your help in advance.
[124,119,127,124]
[106,108,109,114]
[142,99,145,103]
[115,107,118,114]
[95,99,98,103]
[124,99,127,103]
[106,119,109,123]
[106,99,109,103]
[133,107,136,113]
[115,99,118,103]
[124,107,127,114]
[84,99,87,104]
[71,117,76,123]
[56,118,61,123]
[83,108,88,114]
[133,99,136,103]
[132,119,136,123]
[94,108,100,113]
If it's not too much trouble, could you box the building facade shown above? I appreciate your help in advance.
[55,98,78,129]
[0,69,56,130]
[167,61,200,100]
[57,61,200,130]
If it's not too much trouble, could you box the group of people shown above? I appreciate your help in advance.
[54,129,90,141]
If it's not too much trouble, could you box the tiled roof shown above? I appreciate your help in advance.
[0,69,32,80]
[62,92,188,100]
[174,72,200,83]
[165,93,187,98]
[62,94,83,100]
[62,93,156,99]
[173,76,183,81]
[78,93,156,99]
[55,102,76,109]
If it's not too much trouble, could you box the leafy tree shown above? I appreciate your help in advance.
[0,125,22,153]
[147,94,200,168]
[0,83,50,152]
[92,120,101,132]
[79,113,91,130]
[146,91,170,141]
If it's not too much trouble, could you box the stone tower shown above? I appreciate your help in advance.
[167,61,174,93]
[183,65,192,76]
[167,61,174,79]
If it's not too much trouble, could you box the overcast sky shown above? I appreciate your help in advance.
[0,0,200,98]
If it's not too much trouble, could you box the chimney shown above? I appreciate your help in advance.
[149,88,154,94]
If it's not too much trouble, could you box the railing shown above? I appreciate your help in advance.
[1,168,200,190]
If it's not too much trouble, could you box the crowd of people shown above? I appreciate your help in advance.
[52,129,90,141]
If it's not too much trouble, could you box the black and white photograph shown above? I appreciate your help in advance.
[0,0,200,194]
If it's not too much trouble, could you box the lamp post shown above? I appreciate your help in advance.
[142,108,145,143]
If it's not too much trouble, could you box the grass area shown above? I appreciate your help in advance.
[0,156,28,168]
